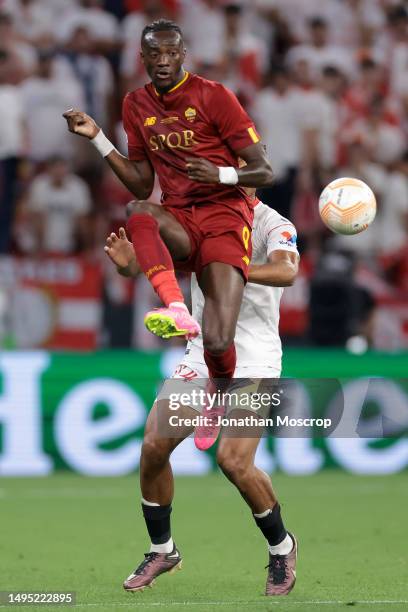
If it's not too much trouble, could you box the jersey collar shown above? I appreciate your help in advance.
[153,71,190,97]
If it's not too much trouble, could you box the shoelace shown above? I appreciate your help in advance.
[134,552,159,575]
[265,555,288,584]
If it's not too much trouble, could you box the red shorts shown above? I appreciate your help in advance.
[164,197,253,281]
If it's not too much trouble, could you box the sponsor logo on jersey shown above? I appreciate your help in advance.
[160,116,179,124]
[149,130,197,151]
[144,116,157,126]
[185,107,197,122]
[279,231,297,246]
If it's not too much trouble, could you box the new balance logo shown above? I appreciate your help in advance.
[144,116,157,126]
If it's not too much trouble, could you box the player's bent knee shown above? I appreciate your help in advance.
[203,334,234,355]
[141,436,171,467]
[126,200,159,219]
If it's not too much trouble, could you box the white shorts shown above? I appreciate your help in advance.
[156,360,281,413]
[173,360,281,380]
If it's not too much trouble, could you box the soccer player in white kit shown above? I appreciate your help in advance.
[104,194,300,597]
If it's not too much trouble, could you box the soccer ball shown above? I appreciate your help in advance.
[318,177,377,235]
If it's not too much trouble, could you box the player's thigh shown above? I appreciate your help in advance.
[127,200,191,261]
[143,400,195,458]
[198,261,244,339]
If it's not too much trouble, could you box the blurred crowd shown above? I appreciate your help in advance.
[0,0,407,349]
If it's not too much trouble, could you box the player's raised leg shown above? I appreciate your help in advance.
[193,262,244,450]
[123,402,194,592]
[216,431,297,596]
[126,200,200,340]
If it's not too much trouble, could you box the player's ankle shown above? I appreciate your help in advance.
[150,537,174,554]
[268,533,293,556]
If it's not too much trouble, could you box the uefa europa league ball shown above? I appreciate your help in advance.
[319,177,377,235]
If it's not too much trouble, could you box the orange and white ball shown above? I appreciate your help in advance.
[319,177,377,236]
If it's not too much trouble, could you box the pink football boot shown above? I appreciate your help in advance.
[194,380,226,451]
[144,305,200,340]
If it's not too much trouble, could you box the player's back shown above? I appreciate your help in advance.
[186,202,298,372]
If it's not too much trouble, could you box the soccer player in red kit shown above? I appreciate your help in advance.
[63,19,273,419]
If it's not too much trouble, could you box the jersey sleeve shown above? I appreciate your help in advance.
[122,92,147,161]
[207,83,261,152]
[264,215,299,257]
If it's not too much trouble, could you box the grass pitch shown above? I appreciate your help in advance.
[0,472,407,611]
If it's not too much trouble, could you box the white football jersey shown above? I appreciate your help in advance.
[183,201,299,373]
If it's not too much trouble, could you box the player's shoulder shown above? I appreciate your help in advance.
[123,80,156,107]
[191,73,235,99]
[255,201,295,228]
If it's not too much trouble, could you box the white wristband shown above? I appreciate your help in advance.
[218,166,239,185]
[91,129,115,158]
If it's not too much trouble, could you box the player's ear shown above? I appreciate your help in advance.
[140,50,145,65]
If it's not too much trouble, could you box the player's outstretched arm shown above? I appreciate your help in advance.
[104,227,140,278]
[63,109,154,200]
[249,250,299,287]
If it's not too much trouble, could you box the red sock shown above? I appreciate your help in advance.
[127,213,184,307]
[204,343,236,380]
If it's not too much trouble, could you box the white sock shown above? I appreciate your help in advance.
[150,537,174,554]
[141,497,159,507]
[169,301,187,310]
[268,533,293,556]
[253,508,271,519]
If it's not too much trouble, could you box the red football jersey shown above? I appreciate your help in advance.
[122,71,261,208]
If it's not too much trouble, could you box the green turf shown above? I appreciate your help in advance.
[0,473,407,611]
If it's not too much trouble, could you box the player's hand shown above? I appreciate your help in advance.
[186,157,220,184]
[104,228,135,271]
[63,108,100,139]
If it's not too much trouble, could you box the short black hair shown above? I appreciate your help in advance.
[141,19,183,44]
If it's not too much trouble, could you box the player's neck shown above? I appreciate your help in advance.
[154,69,187,95]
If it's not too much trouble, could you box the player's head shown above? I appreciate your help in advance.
[141,19,186,93]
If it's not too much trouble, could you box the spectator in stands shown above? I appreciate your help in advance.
[252,63,315,218]
[56,0,119,55]
[10,0,54,44]
[181,0,225,69]
[345,95,406,166]
[0,11,37,80]
[59,25,115,134]
[0,49,26,253]
[219,3,266,105]
[377,149,408,258]
[286,16,356,81]
[24,156,92,255]
[20,48,84,162]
